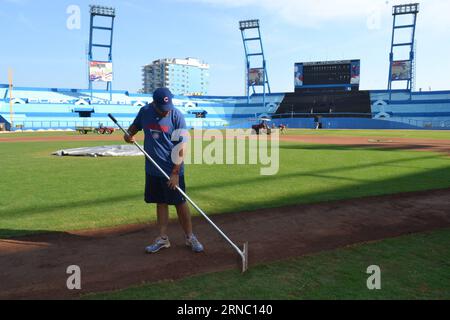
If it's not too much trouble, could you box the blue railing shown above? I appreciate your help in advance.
[11,119,229,130]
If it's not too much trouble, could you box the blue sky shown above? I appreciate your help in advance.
[0,0,449,95]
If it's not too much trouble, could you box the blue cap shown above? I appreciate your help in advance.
[153,87,174,112]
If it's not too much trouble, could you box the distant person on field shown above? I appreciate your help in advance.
[260,120,267,130]
[124,88,204,254]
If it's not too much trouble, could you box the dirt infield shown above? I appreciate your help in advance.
[1,133,449,155]
[280,135,450,155]
[1,188,449,299]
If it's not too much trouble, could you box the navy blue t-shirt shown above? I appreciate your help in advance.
[131,104,187,177]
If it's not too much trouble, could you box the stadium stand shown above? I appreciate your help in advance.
[0,85,449,131]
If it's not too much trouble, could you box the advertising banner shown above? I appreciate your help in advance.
[350,60,360,85]
[248,68,264,86]
[391,61,411,81]
[89,61,113,82]
[294,63,304,87]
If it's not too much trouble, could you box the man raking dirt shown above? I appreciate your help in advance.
[109,87,248,272]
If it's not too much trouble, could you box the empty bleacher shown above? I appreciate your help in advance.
[3,87,149,105]
[274,90,372,118]
[6,89,77,104]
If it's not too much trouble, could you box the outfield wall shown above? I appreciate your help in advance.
[270,118,433,130]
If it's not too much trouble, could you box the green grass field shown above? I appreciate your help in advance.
[0,130,449,238]
[1,129,449,300]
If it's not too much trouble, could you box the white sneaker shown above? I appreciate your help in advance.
[185,234,204,253]
[145,237,171,253]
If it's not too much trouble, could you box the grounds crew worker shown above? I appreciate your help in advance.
[124,87,204,253]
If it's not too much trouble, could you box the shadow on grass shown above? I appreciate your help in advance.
[184,152,444,194]
[198,166,450,216]
[0,192,143,220]
[1,149,447,221]
[3,165,449,239]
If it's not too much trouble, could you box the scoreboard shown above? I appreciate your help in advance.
[295,60,360,89]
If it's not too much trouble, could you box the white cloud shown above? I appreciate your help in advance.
[182,0,448,29]
[183,0,387,27]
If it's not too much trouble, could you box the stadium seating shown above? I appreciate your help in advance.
[1,85,449,130]
[6,89,76,104]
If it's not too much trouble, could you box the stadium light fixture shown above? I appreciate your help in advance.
[392,3,419,15]
[89,5,116,17]
[239,19,259,30]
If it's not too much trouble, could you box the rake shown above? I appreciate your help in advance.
[108,113,248,272]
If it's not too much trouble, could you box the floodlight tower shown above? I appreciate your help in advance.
[239,19,271,106]
[88,5,116,101]
[387,3,419,101]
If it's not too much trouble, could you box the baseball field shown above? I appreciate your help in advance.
[0,129,449,299]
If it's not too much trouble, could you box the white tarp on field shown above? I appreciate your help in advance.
[53,145,143,157]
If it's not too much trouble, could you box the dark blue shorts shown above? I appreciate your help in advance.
[145,174,186,205]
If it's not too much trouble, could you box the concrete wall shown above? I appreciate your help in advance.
[270,117,440,130]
